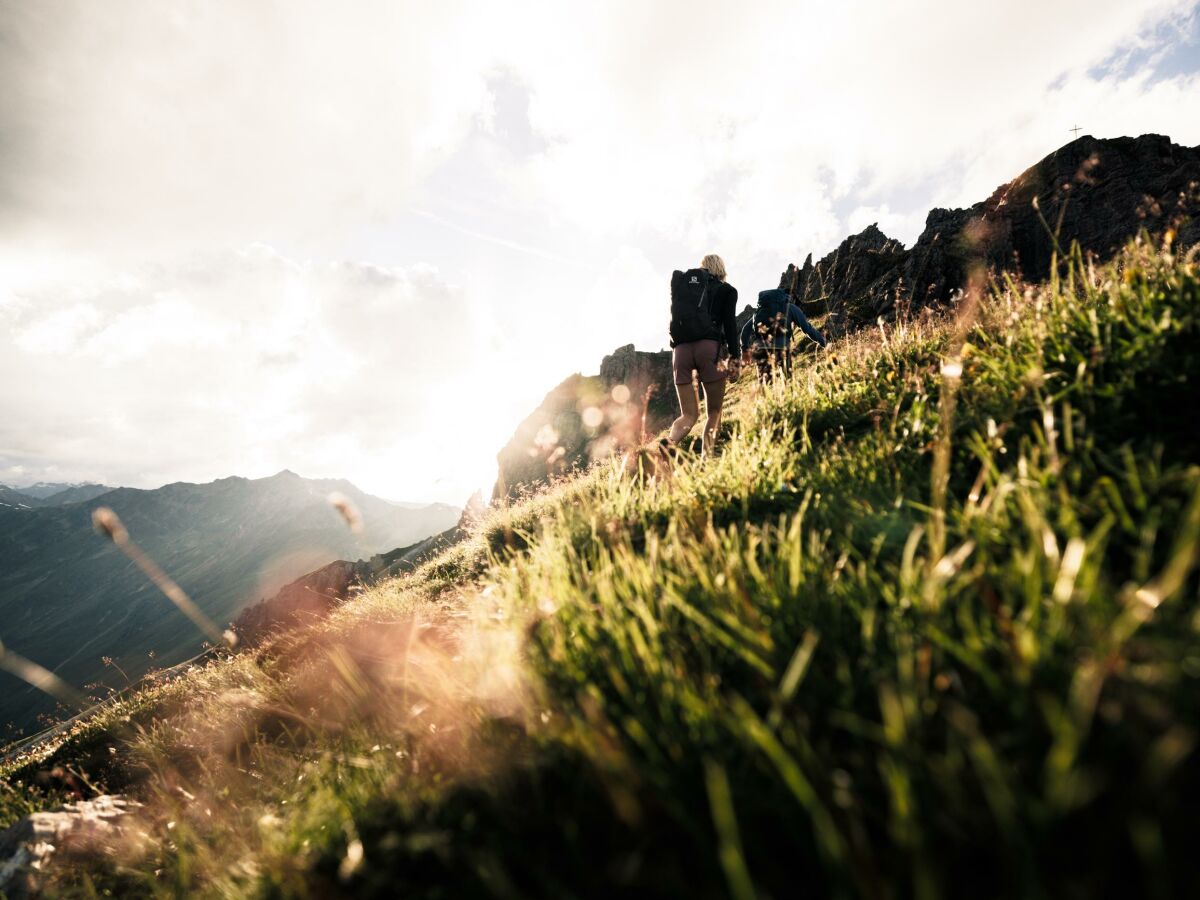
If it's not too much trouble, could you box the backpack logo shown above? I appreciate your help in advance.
[689,276,698,284]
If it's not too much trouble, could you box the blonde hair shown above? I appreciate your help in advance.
[700,254,727,282]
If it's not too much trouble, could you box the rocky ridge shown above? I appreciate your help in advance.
[232,511,475,646]
[780,134,1200,333]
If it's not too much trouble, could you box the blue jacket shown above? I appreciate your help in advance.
[739,289,827,350]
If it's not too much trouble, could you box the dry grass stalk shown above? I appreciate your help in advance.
[91,507,235,648]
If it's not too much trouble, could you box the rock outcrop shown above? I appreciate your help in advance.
[597,343,672,393]
[780,134,1200,332]
[0,795,140,898]
[493,345,675,499]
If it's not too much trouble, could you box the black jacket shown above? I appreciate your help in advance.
[670,280,740,357]
[710,281,741,358]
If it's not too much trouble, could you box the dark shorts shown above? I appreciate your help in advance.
[672,339,723,385]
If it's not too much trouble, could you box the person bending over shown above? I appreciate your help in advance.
[739,288,827,381]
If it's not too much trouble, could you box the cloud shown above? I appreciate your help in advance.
[0,249,486,498]
[503,0,1200,261]
[0,0,501,257]
[12,302,101,354]
[5,0,1196,265]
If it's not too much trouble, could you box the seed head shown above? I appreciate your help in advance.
[92,507,128,543]
[327,492,364,534]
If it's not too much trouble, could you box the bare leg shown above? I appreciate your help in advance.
[669,382,699,443]
[700,378,726,455]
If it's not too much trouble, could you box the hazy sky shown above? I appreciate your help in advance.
[2,0,1199,504]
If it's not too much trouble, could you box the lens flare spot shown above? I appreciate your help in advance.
[534,424,559,450]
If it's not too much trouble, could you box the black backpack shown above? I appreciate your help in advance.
[750,290,789,346]
[669,268,718,345]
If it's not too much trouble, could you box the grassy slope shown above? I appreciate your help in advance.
[3,242,1200,898]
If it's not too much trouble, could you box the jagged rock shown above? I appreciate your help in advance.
[494,345,676,499]
[0,795,140,898]
[780,134,1200,330]
[780,224,906,313]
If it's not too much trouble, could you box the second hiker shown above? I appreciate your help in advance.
[667,254,741,456]
[740,288,827,381]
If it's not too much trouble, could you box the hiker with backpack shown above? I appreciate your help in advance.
[739,288,827,381]
[666,254,741,456]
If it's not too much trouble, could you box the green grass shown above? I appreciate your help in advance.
[3,241,1200,898]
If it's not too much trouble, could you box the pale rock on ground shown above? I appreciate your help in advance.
[0,794,140,898]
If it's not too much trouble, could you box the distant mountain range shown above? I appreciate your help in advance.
[8,482,115,501]
[0,471,459,737]
[0,482,115,510]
